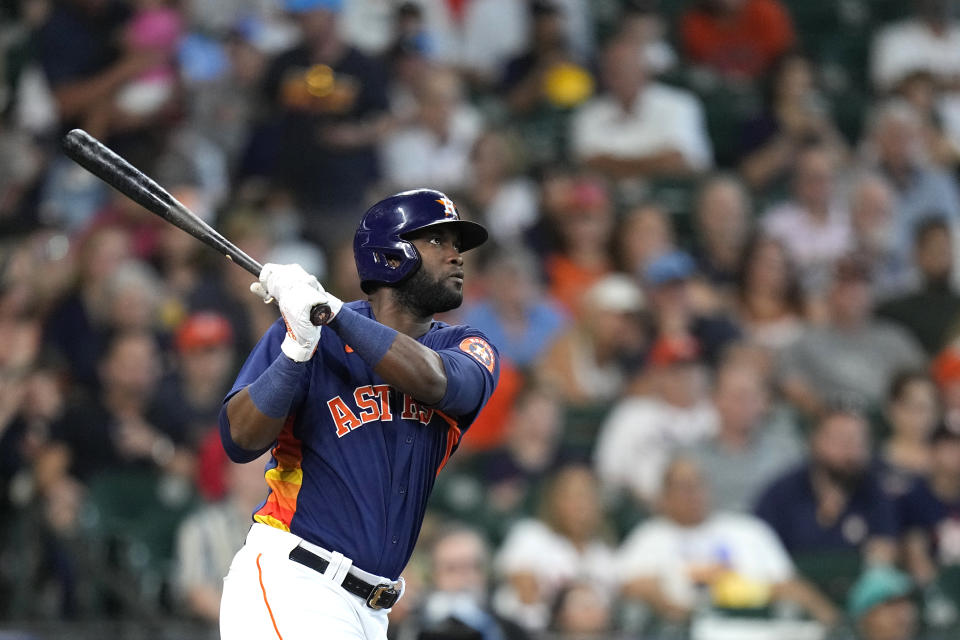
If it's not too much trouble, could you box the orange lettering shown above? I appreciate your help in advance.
[327,396,361,437]
[373,385,393,420]
[354,385,381,423]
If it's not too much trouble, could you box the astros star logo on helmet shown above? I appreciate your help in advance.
[436,196,458,219]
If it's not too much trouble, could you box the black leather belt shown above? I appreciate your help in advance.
[288,545,400,610]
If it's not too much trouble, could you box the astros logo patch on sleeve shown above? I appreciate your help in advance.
[459,337,495,373]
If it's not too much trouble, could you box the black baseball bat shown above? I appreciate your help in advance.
[61,129,331,326]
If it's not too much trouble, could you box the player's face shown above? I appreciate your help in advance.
[395,226,464,316]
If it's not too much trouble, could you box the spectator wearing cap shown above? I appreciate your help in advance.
[779,255,925,419]
[257,0,389,237]
[618,457,838,626]
[754,407,899,603]
[687,358,804,513]
[571,36,712,187]
[643,250,742,367]
[847,567,917,640]
[897,415,960,616]
[877,218,960,356]
[537,274,647,407]
[153,312,236,449]
[594,333,717,504]
[761,144,853,294]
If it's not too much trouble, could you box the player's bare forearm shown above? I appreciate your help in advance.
[372,334,447,405]
[226,389,287,451]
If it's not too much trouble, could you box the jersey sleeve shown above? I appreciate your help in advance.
[219,319,310,462]
[432,330,500,426]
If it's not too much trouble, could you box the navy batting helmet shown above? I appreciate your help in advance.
[354,189,488,293]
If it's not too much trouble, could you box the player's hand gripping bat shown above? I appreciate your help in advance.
[61,129,332,325]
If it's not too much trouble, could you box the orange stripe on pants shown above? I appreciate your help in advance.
[256,553,284,640]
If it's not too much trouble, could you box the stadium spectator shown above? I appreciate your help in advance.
[172,452,270,624]
[392,525,529,640]
[870,0,960,92]
[847,567,919,640]
[537,274,647,407]
[881,371,940,476]
[733,234,806,352]
[778,255,925,417]
[548,581,616,639]
[898,415,960,602]
[691,174,752,290]
[619,457,838,626]
[493,465,616,632]
[542,176,614,312]
[877,219,960,356]
[153,312,236,449]
[462,247,567,369]
[862,100,960,265]
[501,1,588,116]
[754,407,899,585]
[571,37,712,184]
[847,173,911,299]
[679,0,795,81]
[642,251,742,366]
[43,225,132,390]
[595,334,716,504]
[379,67,483,192]
[687,358,803,512]
[893,70,960,171]
[41,330,190,484]
[761,144,852,294]
[432,383,567,545]
[463,130,539,245]
[257,0,389,237]
[613,202,676,278]
[739,51,846,195]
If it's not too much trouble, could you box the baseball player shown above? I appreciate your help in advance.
[217,189,499,639]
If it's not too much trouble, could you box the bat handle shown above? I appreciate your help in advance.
[310,303,333,326]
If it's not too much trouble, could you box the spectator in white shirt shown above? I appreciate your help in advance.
[870,0,960,92]
[594,335,717,504]
[762,144,852,294]
[571,37,712,183]
[493,465,617,632]
[379,67,483,192]
[618,457,839,625]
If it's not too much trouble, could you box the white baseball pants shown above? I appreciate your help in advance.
[220,523,393,640]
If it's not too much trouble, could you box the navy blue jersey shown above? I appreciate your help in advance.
[223,301,499,579]
[754,463,898,554]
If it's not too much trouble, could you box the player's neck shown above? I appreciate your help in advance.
[367,294,433,339]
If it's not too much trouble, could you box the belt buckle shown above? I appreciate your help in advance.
[366,583,398,610]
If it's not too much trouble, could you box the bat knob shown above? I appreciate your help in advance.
[310,303,333,326]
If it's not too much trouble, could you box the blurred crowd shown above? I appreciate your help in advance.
[4,0,960,639]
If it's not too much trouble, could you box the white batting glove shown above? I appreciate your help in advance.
[250,263,343,362]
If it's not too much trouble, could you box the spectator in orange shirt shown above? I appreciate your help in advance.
[680,0,795,81]
[544,176,614,313]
